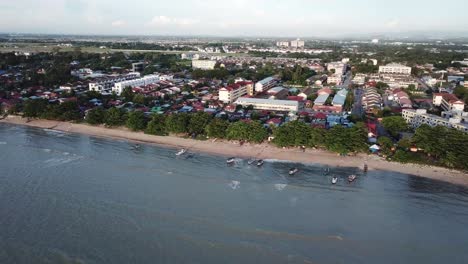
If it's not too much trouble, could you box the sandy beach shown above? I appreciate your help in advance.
[2,115,468,187]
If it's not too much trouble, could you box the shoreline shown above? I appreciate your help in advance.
[2,115,468,187]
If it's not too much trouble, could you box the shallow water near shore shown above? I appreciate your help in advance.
[1,123,468,264]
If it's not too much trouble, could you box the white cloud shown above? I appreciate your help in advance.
[148,16,198,27]
[386,18,400,29]
[111,20,126,27]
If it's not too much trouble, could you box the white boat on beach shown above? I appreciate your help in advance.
[257,160,264,167]
[289,168,299,176]
[332,176,338,184]
[348,175,357,183]
[176,149,187,156]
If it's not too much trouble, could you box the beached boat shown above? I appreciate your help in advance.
[332,176,338,184]
[176,149,187,156]
[289,168,299,176]
[226,157,236,164]
[257,160,264,167]
[348,175,357,183]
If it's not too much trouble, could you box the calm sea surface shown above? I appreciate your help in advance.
[1,123,468,264]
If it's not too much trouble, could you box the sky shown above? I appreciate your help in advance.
[1,0,468,37]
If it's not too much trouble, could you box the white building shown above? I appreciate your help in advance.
[379,63,412,75]
[235,98,301,112]
[402,109,468,133]
[290,39,305,49]
[433,93,465,112]
[276,41,290,48]
[113,74,160,95]
[89,73,141,93]
[255,77,277,93]
[218,81,253,103]
[327,62,347,76]
[192,60,217,70]
[327,75,343,85]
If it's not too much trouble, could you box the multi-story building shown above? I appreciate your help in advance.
[132,62,145,72]
[327,75,343,85]
[332,89,348,109]
[113,75,160,95]
[362,87,382,111]
[192,60,217,70]
[290,39,305,49]
[402,109,468,133]
[255,77,277,93]
[235,98,301,112]
[218,81,253,103]
[327,62,347,76]
[379,63,412,75]
[433,93,465,112]
[89,73,141,93]
[276,41,290,48]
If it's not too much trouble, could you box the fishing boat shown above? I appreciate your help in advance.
[131,144,141,150]
[348,175,357,183]
[257,160,264,167]
[175,149,187,156]
[289,168,299,176]
[332,176,338,184]
[324,167,330,175]
[247,158,256,165]
[226,157,236,164]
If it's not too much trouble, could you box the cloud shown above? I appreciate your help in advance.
[111,20,126,27]
[386,18,400,29]
[148,16,199,27]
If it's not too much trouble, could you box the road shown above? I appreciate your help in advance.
[352,87,364,117]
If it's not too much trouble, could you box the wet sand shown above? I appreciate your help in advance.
[2,115,468,187]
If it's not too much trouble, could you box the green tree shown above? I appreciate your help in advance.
[105,107,126,127]
[133,94,145,105]
[126,111,146,131]
[121,86,134,102]
[226,121,250,141]
[86,107,106,125]
[377,136,394,155]
[145,114,167,136]
[381,116,408,138]
[206,118,229,138]
[188,112,212,135]
[23,99,48,118]
[165,113,190,134]
[247,121,268,143]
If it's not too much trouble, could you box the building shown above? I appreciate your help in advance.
[276,41,290,48]
[314,94,329,106]
[89,73,141,93]
[218,81,253,103]
[192,60,217,70]
[235,98,301,112]
[332,89,348,109]
[255,77,277,93]
[267,87,289,100]
[327,75,343,85]
[362,87,382,110]
[132,62,145,72]
[402,109,468,133]
[353,74,367,85]
[378,63,412,75]
[327,62,347,76]
[113,75,160,95]
[433,93,465,112]
[290,39,305,49]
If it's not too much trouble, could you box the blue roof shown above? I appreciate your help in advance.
[332,89,348,106]
[314,94,329,104]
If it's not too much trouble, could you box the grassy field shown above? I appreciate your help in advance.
[0,43,250,57]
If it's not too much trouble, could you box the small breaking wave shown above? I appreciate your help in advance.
[229,181,241,190]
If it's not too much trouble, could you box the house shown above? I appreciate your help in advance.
[298,88,314,100]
